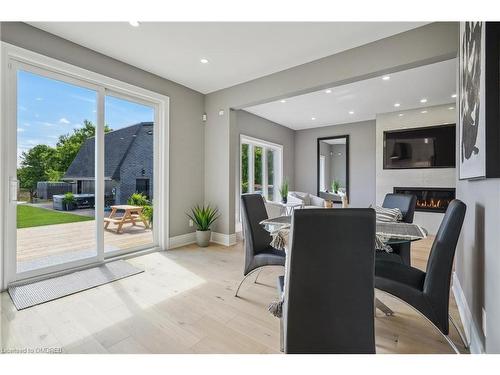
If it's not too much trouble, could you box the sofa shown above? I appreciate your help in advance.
[287,191,325,209]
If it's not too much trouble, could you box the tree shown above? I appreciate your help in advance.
[55,120,112,172]
[17,120,112,202]
[18,144,59,202]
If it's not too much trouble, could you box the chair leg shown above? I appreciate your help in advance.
[375,298,395,316]
[449,314,469,350]
[376,289,463,354]
[254,269,263,284]
[234,268,261,297]
[442,333,461,354]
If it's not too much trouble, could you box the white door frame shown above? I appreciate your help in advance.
[0,43,169,288]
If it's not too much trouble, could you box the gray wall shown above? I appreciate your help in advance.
[295,121,376,208]
[456,179,500,353]
[0,22,205,238]
[205,22,459,235]
[233,110,295,222]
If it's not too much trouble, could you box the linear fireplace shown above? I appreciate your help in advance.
[393,187,455,213]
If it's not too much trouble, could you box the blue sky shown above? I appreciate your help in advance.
[17,70,154,165]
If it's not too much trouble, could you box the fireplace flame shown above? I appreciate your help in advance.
[416,198,450,209]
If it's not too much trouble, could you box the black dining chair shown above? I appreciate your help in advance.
[375,199,467,353]
[235,194,286,297]
[279,208,376,353]
[380,193,417,265]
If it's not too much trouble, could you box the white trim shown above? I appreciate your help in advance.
[240,134,283,150]
[0,42,170,285]
[452,272,485,353]
[168,232,196,249]
[211,232,237,246]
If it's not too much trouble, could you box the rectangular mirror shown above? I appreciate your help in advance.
[317,135,349,204]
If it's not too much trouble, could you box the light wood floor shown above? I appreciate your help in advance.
[0,236,468,354]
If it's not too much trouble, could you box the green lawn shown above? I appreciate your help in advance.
[17,205,94,229]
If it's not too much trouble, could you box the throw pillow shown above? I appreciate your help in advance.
[371,205,403,222]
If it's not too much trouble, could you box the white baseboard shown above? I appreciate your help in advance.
[168,232,196,249]
[169,231,237,249]
[452,272,485,353]
[211,232,237,246]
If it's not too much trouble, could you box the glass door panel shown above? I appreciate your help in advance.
[103,94,155,255]
[266,148,275,201]
[253,146,263,195]
[15,69,99,273]
[241,144,249,194]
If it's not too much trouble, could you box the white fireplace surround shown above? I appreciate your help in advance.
[375,104,456,234]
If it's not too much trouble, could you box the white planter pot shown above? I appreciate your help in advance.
[196,230,211,247]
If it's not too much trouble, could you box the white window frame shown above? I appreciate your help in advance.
[0,43,169,287]
[240,135,283,202]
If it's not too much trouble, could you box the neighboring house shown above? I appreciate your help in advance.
[63,122,154,205]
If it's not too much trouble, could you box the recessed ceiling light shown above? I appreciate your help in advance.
[398,113,404,117]
[451,93,457,98]
[325,89,332,94]
[394,103,401,107]
[280,99,286,103]
[420,98,428,103]
[421,110,428,114]
[449,106,455,110]
[311,117,316,121]
[200,58,209,64]
[348,111,354,115]
[129,21,140,27]
[382,76,391,81]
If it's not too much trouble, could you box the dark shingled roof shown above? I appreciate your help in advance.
[63,122,153,180]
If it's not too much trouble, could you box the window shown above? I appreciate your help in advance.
[240,135,283,201]
[136,178,150,198]
[319,155,326,191]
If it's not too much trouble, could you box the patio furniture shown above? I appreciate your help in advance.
[104,204,150,234]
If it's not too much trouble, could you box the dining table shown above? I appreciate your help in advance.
[260,214,428,317]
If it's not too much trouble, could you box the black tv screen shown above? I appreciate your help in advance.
[384,124,456,169]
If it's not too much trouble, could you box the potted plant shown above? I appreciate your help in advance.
[279,179,289,204]
[62,192,76,211]
[331,180,341,194]
[187,205,220,247]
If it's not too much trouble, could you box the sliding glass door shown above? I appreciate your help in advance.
[103,94,155,255]
[3,52,164,283]
[12,66,101,275]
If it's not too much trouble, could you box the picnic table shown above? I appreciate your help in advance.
[104,205,150,234]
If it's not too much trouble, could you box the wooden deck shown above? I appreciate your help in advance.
[17,220,153,270]
[0,235,468,353]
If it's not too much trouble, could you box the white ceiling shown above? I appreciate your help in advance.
[244,59,457,130]
[29,22,427,94]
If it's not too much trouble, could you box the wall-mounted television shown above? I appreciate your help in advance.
[383,124,456,169]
